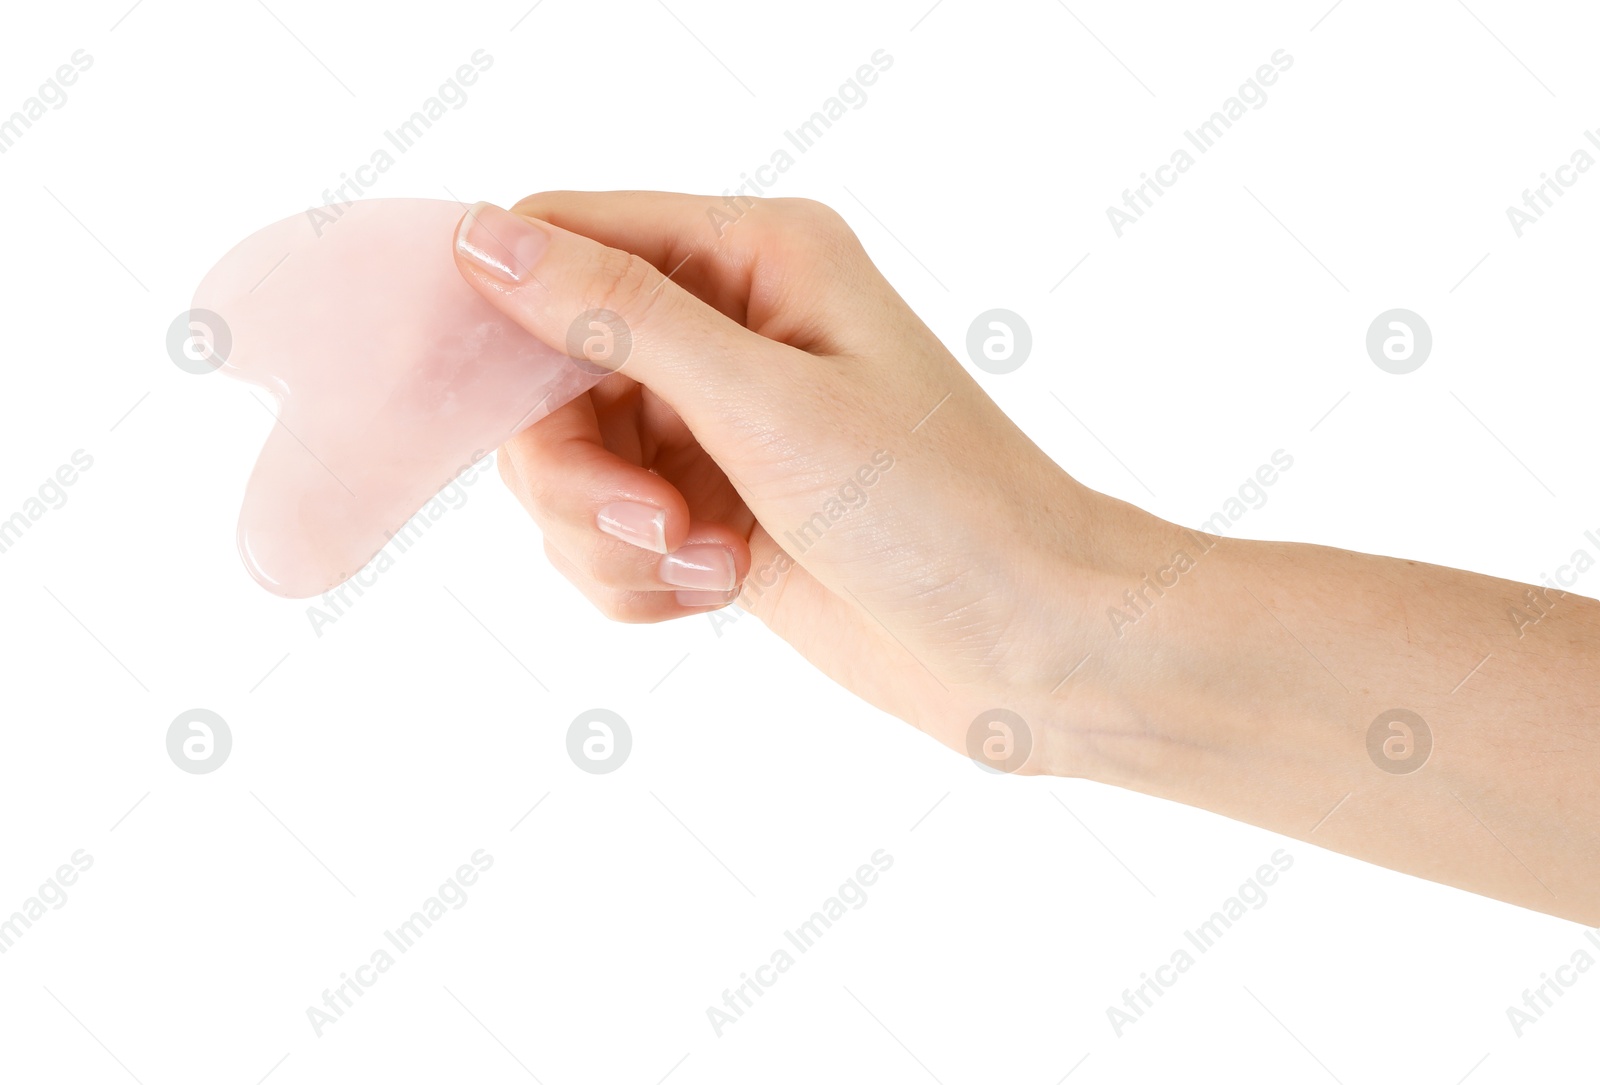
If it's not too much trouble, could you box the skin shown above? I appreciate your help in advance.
[452,191,1600,926]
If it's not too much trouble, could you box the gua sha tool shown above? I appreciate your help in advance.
[191,198,601,599]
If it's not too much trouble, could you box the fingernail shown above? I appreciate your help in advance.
[455,201,549,284]
[675,589,740,608]
[660,544,737,591]
[596,501,668,553]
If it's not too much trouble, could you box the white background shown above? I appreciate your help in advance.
[1,0,1597,1081]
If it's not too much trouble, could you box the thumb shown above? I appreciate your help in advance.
[451,201,776,434]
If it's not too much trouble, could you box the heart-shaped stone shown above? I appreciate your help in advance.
[190,198,599,598]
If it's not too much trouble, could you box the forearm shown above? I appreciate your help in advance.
[1059,506,1600,924]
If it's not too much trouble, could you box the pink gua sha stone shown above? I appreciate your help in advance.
[191,198,602,599]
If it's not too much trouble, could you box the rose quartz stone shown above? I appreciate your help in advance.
[192,198,599,598]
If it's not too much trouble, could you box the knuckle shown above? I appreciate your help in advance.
[547,537,654,619]
[589,588,631,622]
[755,197,863,267]
[590,248,664,328]
[784,197,851,234]
[589,543,649,590]
[518,466,562,516]
[775,197,853,239]
[592,588,656,624]
[497,448,559,523]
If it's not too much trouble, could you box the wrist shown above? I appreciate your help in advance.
[989,483,1183,778]
[1036,520,1348,808]
[1009,492,1297,785]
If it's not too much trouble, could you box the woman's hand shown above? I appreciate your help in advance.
[454,191,1600,924]
[451,192,1136,773]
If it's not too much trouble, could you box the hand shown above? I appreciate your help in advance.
[453,191,1600,924]
[451,192,1129,771]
